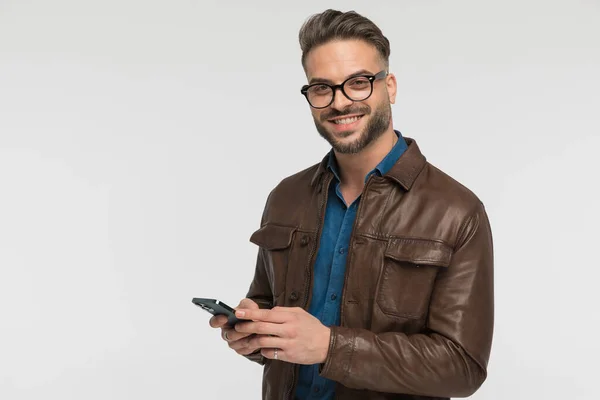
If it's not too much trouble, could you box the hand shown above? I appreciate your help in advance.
[234,306,331,365]
[208,298,262,356]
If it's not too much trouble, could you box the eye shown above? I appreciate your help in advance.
[309,84,331,95]
[347,77,370,89]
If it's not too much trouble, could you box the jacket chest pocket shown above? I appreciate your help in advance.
[249,224,297,302]
[375,238,452,320]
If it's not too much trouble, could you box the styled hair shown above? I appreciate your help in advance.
[298,9,390,70]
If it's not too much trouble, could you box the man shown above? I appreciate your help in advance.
[209,9,494,400]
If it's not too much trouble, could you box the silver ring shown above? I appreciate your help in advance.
[223,330,230,341]
[274,349,278,360]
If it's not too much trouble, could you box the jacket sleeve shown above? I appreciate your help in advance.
[242,192,275,366]
[319,203,494,398]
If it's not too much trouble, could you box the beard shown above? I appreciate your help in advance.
[313,99,391,154]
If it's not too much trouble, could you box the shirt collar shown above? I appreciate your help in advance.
[327,130,408,183]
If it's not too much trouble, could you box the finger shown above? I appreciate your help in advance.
[231,334,277,355]
[234,336,263,355]
[261,347,285,362]
[235,321,285,337]
[238,298,260,310]
[209,314,228,328]
[235,308,290,323]
[222,328,252,342]
[247,334,285,350]
[237,346,260,356]
[230,334,258,352]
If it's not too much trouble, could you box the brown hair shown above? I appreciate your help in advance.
[298,9,390,70]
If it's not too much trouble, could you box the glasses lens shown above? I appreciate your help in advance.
[307,84,333,108]
[343,77,372,101]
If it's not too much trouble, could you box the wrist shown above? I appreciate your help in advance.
[320,327,332,364]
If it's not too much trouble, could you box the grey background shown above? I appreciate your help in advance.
[1,0,599,399]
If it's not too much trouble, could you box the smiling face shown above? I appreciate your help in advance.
[304,39,397,154]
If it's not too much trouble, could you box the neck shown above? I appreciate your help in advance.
[334,128,398,189]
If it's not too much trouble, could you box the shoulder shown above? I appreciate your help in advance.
[259,158,325,222]
[420,162,484,210]
[414,161,489,245]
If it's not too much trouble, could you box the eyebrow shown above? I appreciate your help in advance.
[308,69,375,85]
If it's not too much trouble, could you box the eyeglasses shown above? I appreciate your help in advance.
[300,70,388,109]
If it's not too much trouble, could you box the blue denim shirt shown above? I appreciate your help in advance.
[294,130,408,399]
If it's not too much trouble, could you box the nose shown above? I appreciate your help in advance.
[330,87,353,111]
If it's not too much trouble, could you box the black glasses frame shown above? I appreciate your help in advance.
[300,70,388,109]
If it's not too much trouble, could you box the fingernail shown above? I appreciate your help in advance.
[236,310,245,317]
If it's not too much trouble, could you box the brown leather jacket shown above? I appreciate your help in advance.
[244,137,494,400]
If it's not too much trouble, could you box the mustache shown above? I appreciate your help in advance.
[321,105,371,122]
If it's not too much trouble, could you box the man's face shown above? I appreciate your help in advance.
[303,39,397,154]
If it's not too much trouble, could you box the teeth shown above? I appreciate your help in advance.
[334,116,361,124]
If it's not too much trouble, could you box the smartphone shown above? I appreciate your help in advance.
[192,298,248,326]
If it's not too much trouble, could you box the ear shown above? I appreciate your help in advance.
[386,73,398,104]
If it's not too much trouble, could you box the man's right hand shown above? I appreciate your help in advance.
[209,298,260,356]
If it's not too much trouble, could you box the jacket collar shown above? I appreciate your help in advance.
[310,136,427,191]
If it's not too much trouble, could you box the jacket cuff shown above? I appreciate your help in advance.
[318,326,356,383]
[244,348,266,365]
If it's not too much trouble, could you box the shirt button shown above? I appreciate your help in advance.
[330,294,337,301]
[338,248,344,254]
[289,291,298,301]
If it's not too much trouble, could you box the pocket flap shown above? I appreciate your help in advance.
[384,238,452,267]
[249,224,296,250]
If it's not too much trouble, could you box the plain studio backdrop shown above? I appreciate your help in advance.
[0,0,599,399]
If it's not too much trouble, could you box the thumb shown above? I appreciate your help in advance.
[238,298,260,310]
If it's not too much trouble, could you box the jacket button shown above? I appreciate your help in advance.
[300,235,309,246]
[289,291,299,301]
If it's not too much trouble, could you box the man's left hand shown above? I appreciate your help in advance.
[233,306,331,365]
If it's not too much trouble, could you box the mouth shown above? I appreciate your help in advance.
[327,114,365,129]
